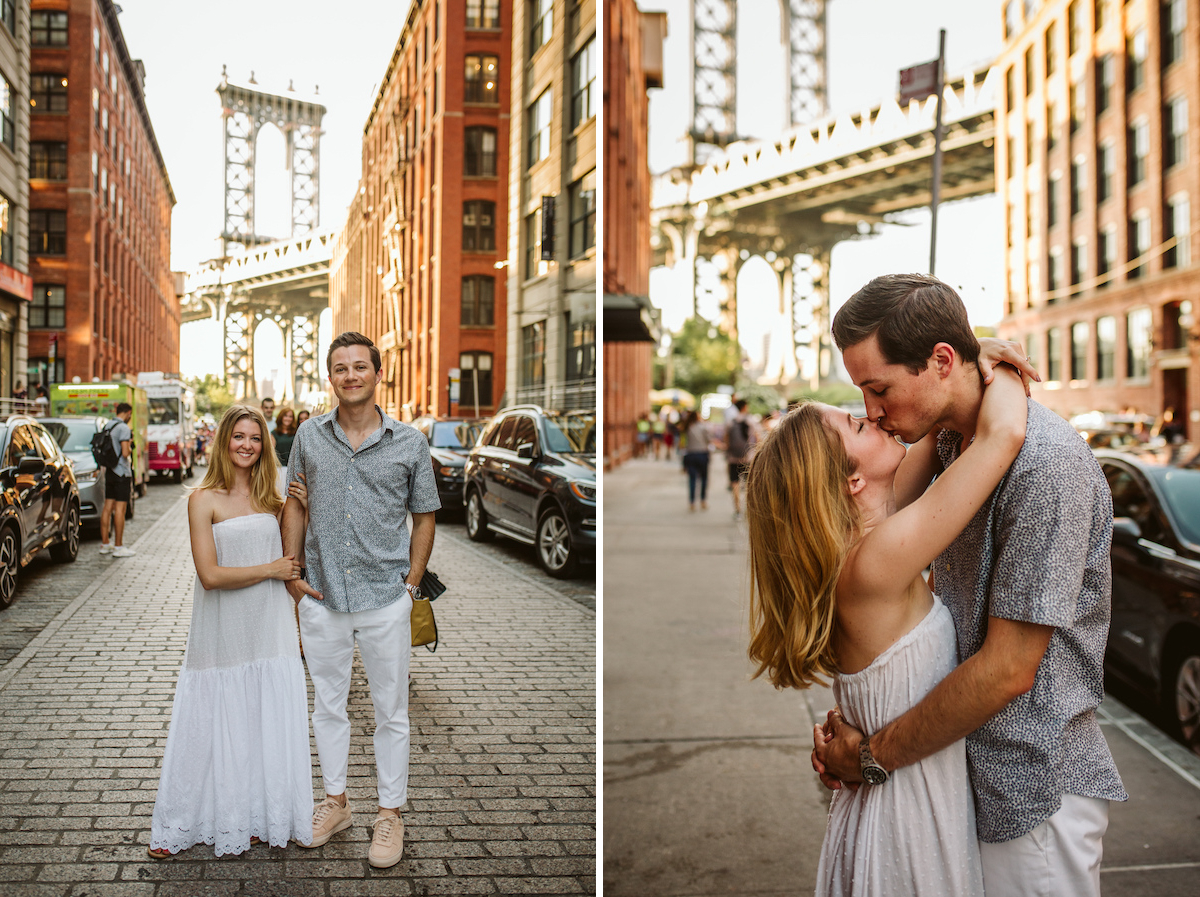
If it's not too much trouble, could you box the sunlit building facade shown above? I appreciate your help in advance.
[0,0,30,400]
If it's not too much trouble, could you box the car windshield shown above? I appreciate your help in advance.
[543,412,595,454]
[431,421,479,449]
[1152,467,1200,546]
[43,420,98,453]
[149,397,179,425]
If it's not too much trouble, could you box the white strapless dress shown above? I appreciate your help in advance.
[816,597,984,897]
[150,513,313,856]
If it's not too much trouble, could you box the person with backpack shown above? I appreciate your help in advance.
[97,403,135,557]
[724,399,757,520]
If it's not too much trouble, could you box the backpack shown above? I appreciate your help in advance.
[91,421,121,469]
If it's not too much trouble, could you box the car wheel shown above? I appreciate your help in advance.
[173,467,183,484]
[1165,645,1200,751]
[465,490,493,542]
[536,506,578,579]
[0,526,19,609]
[49,503,80,564]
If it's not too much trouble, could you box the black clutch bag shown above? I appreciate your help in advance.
[420,569,446,600]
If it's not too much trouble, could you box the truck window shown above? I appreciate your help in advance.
[149,398,179,425]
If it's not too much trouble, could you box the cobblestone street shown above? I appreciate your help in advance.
[0,484,596,896]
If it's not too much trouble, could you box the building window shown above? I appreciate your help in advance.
[1047,326,1063,381]
[1071,240,1087,285]
[566,318,596,382]
[1024,46,1035,96]
[1096,315,1116,380]
[0,76,12,151]
[465,0,500,28]
[1165,195,1190,268]
[1026,120,1035,165]
[462,201,496,253]
[527,89,552,167]
[1127,29,1148,92]
[30,75,68,113]
[1048,247,1065,296]
[1098,226,1116,279]
[1047,172,1060,227]
[464,126,497,177]
[461,275,495,326]
[1004,0,1020,39]
[571,38,596,128]
[1071,321,1089,380]
[530,0,553,53]
[1070,158,1084,215]
[1128,211,1150,278]
[1127,120,1148,185]
[1047,99,1060,150]
[1006,137,1015,180]
[1005,66,1015,112]
[31,11,68,46]
[30,286,65,329]
[1095,0,1109,30]
[1025,332,1038,370]
[1026,190,1035,239]
[521,322,545,387]
[0,193,10,266]
[1068,0,1080,53]
[1165,96,1187,168]
[1044,24,1057,76]
[0,0,14,35]
[525,210,542,279]
[568,170,596,258]
[464,55,499,104]
[1126,308,1152,378]
[1070,82,1084,132]
[29,210,66,255]
[1097,142,1114,202]
[459,352,493,407]
[1164,0,1186,67]
[1096,53,1114,113]
[30,142,67,180]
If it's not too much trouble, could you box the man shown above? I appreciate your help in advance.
[99,402,135,558]
[282,331,439,869]
[261,397,277,434]
[724,398,755,518]
[813,274,1125,896]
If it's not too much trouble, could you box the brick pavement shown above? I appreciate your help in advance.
[0,494,596,896]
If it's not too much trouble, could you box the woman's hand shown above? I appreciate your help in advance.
[269,554,302,582]
[977,364,1028,447]
[287,473,308,511]
[978,337,1040,396]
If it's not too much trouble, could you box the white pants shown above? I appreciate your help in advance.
[979,794,1109,897]
[298,595,412,808]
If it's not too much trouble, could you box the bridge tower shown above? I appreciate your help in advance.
[208,68,328,400]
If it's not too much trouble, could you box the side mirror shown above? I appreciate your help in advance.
[17,457,45,475]
[516,443,537,460]
[1112,516,1142,541]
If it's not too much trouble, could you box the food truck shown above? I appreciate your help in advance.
[48,381,149,495]
[137,373,196,483]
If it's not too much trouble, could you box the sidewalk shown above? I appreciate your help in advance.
[603,456,1200,896]
[0,494,595,896]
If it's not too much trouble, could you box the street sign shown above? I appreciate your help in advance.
[448,367,461,404]
[899,59,938,104]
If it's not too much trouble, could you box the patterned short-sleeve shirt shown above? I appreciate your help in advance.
[935,399,1126,843]
[290,405,441,614]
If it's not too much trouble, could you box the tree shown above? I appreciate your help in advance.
[667,317,740,397]
[186,374,236,418]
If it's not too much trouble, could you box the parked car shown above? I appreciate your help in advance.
[41,416,137,528]
[411,416,487,512]
[463,405,596,578]
[0,415,82,608]
[1094,448,1200,751]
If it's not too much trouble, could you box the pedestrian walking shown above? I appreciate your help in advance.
[681,410,711,512]
[724,399,757,519]
[148,404,313,858]
[635,413,651,458]
[261,397,276,435]
[98,402,136,558]
[282,331,440,869]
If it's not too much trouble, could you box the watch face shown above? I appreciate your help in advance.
[863,766,888,786]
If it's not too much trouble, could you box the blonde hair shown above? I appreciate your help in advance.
[196,404,282,514]
[746,403,861,689]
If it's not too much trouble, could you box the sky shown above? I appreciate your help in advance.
[642,0,1005,379]
[113,0,413,394]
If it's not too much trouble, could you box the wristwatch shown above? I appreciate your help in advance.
[404,582,422,600]
[858,735,889,786]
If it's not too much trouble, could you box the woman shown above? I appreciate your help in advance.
[680,410,711,512]
[745,367,1028,897]
[296,409,310,426]
[273,406,297,467]
[148,404,313,858]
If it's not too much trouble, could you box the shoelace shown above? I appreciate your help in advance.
[313,801,341,826]
[372,815,399,841]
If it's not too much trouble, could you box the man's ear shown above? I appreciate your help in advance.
[847,472,866,496]
[930,342,957,379]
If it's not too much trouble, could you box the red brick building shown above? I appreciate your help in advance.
[28,0,177,387]
[330,0,509,420]
[602,1,664,468]
[997,0,1200,438]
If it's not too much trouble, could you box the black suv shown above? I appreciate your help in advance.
[411,416,487,512]
[463,405,596,578]
[0,415,82,608]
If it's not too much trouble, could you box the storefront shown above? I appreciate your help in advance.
[0,262,31,399]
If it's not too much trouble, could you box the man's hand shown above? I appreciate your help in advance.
[812,708,865,789]
[286,578,323,605]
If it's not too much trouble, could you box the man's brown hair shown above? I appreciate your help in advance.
[326,331,382,375]
[831,274,980,374]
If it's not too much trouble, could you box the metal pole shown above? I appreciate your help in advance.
[929,28,946,275]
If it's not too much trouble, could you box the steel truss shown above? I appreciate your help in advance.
[223,305,258,399]
[791,250,831,388]
[692,0,737,156]
[782,0,827,126]
[289,314,322,398]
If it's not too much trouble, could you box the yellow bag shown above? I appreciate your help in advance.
[411,596,438,651]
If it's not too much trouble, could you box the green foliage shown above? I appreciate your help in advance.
[733,380,786,416]
[186,374,236,418]
[667,317,740,396]
[787,380,863,408]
